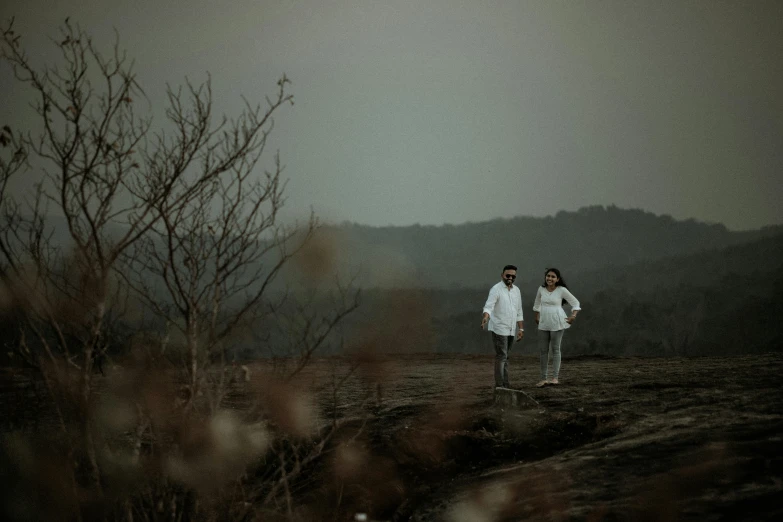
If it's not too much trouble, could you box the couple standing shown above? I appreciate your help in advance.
[480,265,581,389]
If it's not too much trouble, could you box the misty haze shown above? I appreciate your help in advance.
[2,1,782,521]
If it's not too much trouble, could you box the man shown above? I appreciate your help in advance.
[481,264,524,388]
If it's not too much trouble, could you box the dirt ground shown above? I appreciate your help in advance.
[2,352,782,521]
[292,352,783,521]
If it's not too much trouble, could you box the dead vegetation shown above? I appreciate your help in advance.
[0,17,362,521]
[2,17,781,522]
[2,352,782,521]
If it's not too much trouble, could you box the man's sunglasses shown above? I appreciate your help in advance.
[504,274,516,280]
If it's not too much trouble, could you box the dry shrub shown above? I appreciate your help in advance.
[291,227,338,283]
[333,440,371,481]
[0,17,363,522]
[167,411,270,491]
[250,372,320,438]
[327,437,406,519]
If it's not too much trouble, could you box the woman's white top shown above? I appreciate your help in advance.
[533,286,581,331]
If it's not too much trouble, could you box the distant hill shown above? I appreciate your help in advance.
[567,232,783,356]
[573,230,783,297]
[33,206,783,292]
[14,207,782,358]
[316,205,783,289]
[338,232,783,357]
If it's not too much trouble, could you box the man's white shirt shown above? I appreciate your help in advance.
[483,281,524,336]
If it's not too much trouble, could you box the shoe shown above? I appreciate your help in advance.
[535,380,548,388]
[550,378,559,385]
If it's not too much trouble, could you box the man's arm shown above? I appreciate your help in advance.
[515,319,525,341]
[481,285,498,329]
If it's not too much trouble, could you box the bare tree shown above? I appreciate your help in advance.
[1,18,360,521]
[118,140,358,413]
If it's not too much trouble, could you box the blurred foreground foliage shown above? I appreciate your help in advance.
[0,18,367,521]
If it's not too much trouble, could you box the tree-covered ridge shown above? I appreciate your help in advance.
[322,205,782,289]
[344,232,783,357]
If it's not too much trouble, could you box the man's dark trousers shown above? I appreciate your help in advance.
[492,332,513,388]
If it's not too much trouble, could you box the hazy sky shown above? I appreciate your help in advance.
[2,0,782,230]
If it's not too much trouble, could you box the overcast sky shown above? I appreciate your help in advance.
[2,0,781,230]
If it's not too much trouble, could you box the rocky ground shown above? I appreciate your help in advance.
[2,352,781,521]
[297,352,783,521]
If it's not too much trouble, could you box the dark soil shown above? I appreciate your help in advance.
[298,353,783,521]
[2,352,781,521]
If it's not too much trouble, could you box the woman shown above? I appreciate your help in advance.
[533,268,581,387]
